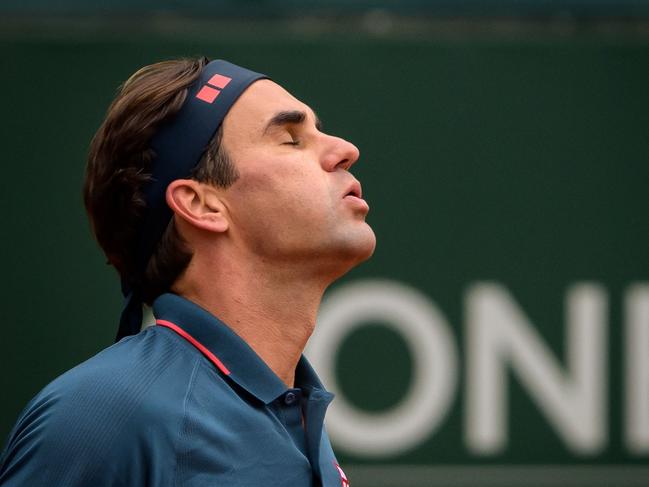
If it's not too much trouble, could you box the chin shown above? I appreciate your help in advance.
[356,227,377,261]
[336,224,377,268]
[292,223,377,279]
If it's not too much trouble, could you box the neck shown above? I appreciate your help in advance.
[175,253,332,387]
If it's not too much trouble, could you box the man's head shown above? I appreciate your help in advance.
[84,57,375,333]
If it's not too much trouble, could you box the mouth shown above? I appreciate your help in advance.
[344,181,363,199]
[343,180,369,212]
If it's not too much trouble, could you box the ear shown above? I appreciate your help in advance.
[165,179,229,233]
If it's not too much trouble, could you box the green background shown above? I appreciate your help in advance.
[1,17,648,486]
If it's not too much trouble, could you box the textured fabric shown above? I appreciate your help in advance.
[0,294,347,486]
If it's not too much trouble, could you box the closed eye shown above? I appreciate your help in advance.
[264,109,323,140]
[281,135,301,146]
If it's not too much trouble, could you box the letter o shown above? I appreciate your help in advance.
[306,279,458,457]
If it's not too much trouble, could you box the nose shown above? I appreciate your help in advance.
[322,135,360,172]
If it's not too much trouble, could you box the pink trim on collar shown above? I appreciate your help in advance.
[156,319,231,375]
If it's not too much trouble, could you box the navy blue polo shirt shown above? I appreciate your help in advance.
[0,293,350,486]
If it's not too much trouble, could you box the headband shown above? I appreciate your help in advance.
[117,59,268,341]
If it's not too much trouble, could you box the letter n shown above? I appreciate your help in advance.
[465,283,607,455]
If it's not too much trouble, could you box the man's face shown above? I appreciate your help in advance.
[219,79,376,274]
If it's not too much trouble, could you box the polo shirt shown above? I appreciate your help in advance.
[0,293,350,486]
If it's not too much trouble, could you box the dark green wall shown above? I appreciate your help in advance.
[1,26,648,485]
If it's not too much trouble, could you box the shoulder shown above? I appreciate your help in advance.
[0,326,206,486]
[40,325,197,420]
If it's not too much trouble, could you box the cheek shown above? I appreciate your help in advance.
[251,162,328,199]
[228,167,334,228]
[281,170,336,220]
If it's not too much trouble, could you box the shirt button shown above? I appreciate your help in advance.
[284,392,297,405]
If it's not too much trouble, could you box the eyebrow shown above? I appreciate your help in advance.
[263,110,323,134]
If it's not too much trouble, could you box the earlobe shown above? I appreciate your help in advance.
[165,179,229,233]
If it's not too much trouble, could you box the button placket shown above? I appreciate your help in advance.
[277,389,307,453]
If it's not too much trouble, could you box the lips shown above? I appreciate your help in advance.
[343,179,369,212]
[344,180,363,199]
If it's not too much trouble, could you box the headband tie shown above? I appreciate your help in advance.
[117,59,268,341]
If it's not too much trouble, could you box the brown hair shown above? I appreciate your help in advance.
[83,57,238,304]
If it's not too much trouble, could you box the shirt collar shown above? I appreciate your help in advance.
[152,293,330,404]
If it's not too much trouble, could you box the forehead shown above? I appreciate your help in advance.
[223,79,315,136]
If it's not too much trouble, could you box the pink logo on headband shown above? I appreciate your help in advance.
[196,74,233,104]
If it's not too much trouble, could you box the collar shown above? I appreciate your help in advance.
[152,293,330,405]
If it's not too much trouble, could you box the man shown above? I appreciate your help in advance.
[0,57,374,486]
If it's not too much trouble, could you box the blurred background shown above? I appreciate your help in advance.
[1,1,649,486]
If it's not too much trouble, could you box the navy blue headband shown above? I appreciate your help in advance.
[117,59,268,341]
